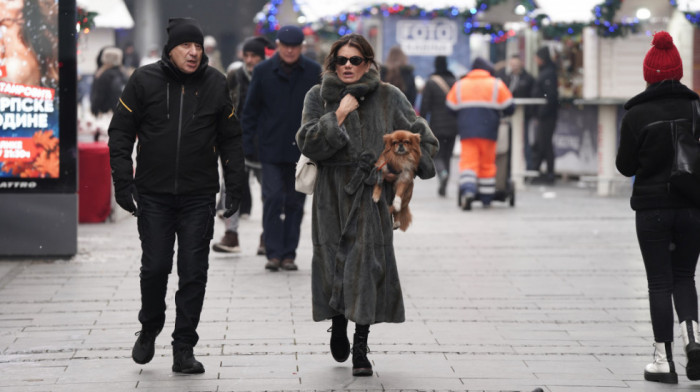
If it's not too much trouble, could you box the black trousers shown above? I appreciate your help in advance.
[137,193,215,347]
[239,165,263,215]
[636,208,700,342]
[434,135,456,179]
[531,115,557,176]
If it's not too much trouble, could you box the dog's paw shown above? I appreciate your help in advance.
[393,196,402,212]
[372,194,379,203]
[393,220,400,230]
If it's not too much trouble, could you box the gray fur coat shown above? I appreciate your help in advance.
[296,69,438,325]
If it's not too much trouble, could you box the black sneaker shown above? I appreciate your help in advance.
[172,344,205,374]
[132,328,161,364]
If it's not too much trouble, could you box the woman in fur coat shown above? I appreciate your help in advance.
[296,34,438,376]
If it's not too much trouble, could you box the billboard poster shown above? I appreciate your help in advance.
[0,0,60,184]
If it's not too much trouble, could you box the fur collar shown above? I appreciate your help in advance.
[320,68,380,104]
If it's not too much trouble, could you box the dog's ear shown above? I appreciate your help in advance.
[410,133,422,157]
[383,133,392,146]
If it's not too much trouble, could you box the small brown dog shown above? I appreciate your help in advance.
[372,130,421,231]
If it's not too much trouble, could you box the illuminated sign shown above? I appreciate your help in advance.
[0,0,60,180]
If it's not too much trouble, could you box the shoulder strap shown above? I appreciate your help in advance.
[429,75,450,94]
[693,100,699,139]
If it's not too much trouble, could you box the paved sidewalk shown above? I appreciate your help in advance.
[0,175,697,391]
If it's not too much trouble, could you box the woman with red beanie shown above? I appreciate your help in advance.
[616,31,700,384]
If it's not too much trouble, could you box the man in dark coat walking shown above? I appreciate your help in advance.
[530,46,559,184]
[498,54,535,168]
[108,17,245,374]
[241,25,321,271]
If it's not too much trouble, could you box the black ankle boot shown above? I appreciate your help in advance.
[329,316,350,362]
[172,344,205,374]
[132,327,161,364]
[352,333,372,376]
[682,320,700,380]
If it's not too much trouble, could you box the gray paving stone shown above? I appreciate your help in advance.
[0,176,691,391]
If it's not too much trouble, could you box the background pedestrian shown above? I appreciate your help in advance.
[616,31,700,385]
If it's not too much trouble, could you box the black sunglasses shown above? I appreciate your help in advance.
[335,56,366,66]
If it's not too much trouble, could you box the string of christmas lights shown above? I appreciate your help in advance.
[669,0,700,27]
[76,6,97,35]
[255,0,693,42]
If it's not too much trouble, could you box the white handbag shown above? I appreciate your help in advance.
[295,154,317,195]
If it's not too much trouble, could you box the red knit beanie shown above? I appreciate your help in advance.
[643,31,683,84]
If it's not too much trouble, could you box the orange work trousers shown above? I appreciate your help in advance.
[459,138,497,178]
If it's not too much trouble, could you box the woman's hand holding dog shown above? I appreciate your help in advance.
[336,94,360,126]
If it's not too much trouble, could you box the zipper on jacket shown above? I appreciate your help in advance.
[175,85,185,193]
[166,83,170,119]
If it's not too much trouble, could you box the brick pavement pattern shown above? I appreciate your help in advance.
[0,176,696,391]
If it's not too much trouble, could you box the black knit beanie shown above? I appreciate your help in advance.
[434,56,448,74]
[536,46,551,63]
[242,36,273,59]
[165,17,204,54]
[471,56,494,75]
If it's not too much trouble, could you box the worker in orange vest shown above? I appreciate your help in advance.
[446,57,514,210]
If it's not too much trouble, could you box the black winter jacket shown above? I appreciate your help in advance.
[108,53,245,197]
[91,66,127,116]
[531,62,558,118]
[616,81,699,210]
[380,65,417,106]
[419,73,457,139]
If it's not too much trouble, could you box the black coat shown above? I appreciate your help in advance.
[502,70,534,99]
[90,66,127,116]
[108,53,245,198]
[380,65,417,106]
[616,81,699,210]
[531,62,558,118]
[241,53,321,164]
[419,73,457,139]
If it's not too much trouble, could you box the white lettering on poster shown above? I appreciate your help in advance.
[396,18,457,56]
[0,181,37,189]
[0,97,53,130]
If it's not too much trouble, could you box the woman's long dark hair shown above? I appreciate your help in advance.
[22,0,59,88]
[383,45,407,92]
[322,33,378,76]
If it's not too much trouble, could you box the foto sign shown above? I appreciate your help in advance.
[396,18,458,56]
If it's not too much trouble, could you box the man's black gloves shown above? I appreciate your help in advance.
[223,191,240,218]
[115,183,139,216]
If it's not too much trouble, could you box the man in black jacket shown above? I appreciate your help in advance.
[241,25,321,272]
[108,17,245,374]
[530,46,559,184]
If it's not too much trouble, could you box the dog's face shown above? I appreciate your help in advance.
[383,130,421,158]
